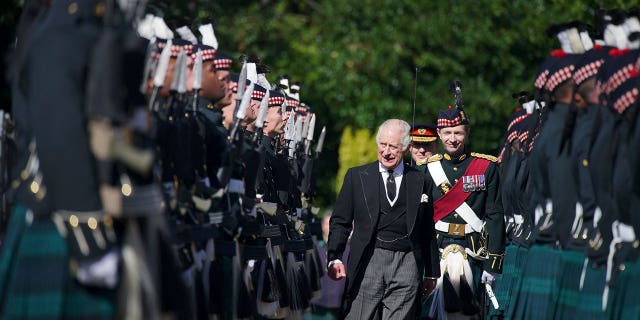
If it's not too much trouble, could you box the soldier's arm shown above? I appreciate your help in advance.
[483,162,506,273]
[421,176,441,279]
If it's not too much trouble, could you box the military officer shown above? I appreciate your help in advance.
[409,122,438,172]
[425,107,505,319]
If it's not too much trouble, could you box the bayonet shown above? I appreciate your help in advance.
[169,49,182,93]
[306,113,316,142]
[284,110,295,141]
[315,126,326,155]
[236,62,248,110]
[176,49,187,98]
[192,49,202,112]
[148,39,172,110]
[139,38,156,94]
[294,116,304,145]
[253,90,270,144]
[229,82,254,141]
[235,83,254,121]
[305,113,315,155]
[283,110,295,158]
[301,112,311,142]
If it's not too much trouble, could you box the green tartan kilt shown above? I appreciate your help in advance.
[504,246,528,320]
[488,244,519,319]
[0,205,115,319]
[611,258,640,320]
[512,244,562,320]
[574,261,608,319]
[555,249,586,319]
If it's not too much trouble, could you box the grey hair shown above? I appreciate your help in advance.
[375,119,411,151]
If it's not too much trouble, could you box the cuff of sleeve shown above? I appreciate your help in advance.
[328,259,343,268]
[484,252,505,273]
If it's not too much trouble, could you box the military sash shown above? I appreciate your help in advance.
[430,158,491,226]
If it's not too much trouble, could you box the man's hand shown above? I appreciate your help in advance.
[328,262,346,280]
[422,278,437,301]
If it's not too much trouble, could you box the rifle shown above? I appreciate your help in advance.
[217,83,254,187]
[304,113,315,156]
[191,49,203,112]
[148,39,172,112]
[252,90,270,145]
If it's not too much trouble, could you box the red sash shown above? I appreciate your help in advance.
[433,158,491,222]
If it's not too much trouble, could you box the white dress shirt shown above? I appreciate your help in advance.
[379,161,404,206]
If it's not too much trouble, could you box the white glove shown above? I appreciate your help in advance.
[481,270,498,285]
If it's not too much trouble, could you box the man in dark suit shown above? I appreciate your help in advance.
[327,119,439,319]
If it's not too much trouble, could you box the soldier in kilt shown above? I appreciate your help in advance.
[0,0,122,318]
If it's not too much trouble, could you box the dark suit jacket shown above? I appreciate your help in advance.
[327,161,439,311]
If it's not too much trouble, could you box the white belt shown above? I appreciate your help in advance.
[427,160,484,232]
[435,221,475,234]
[603,220,637,310]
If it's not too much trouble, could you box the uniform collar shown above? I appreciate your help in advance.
[443,151,469,164]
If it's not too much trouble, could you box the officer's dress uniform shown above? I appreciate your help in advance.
[426,150,505,319]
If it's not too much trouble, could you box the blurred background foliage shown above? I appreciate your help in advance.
[1,0,635,208]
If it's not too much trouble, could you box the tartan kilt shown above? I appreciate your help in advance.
[504,246,528,320]
[574,262,608,319]
[488,244,519,319]
[555,249,586,319]
[512,244,561,320]
[611,258,640,320]
[0,205,115,319]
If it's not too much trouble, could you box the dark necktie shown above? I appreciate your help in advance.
[386,169,396,201]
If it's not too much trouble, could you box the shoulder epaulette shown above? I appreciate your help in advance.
[471,152,498,162]
[426,154,443,163]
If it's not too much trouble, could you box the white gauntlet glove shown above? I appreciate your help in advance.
[481,270,498,286]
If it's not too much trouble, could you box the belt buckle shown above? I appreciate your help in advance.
[448,223,466,236]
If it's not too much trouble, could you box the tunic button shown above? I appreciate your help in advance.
[68,2,78,14]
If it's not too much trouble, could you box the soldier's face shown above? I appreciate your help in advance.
[158,59,176,98]
[410,141,437,162]
[200,61,226,102]
[245,99,260,123]
[221,102,236,130]
[217,70,230,85]
[215,84,233,109]
[377,127,405,170]
[438,125,469,156]
[264,106,283,136]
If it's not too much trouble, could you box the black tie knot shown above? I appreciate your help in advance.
[386,169,396,201]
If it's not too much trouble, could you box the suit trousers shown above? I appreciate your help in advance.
[346,248,421,320]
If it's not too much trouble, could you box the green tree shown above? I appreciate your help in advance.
[335,126,378,193]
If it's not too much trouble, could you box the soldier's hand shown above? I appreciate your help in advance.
[481,270,498,286]
[328,262,346,280]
